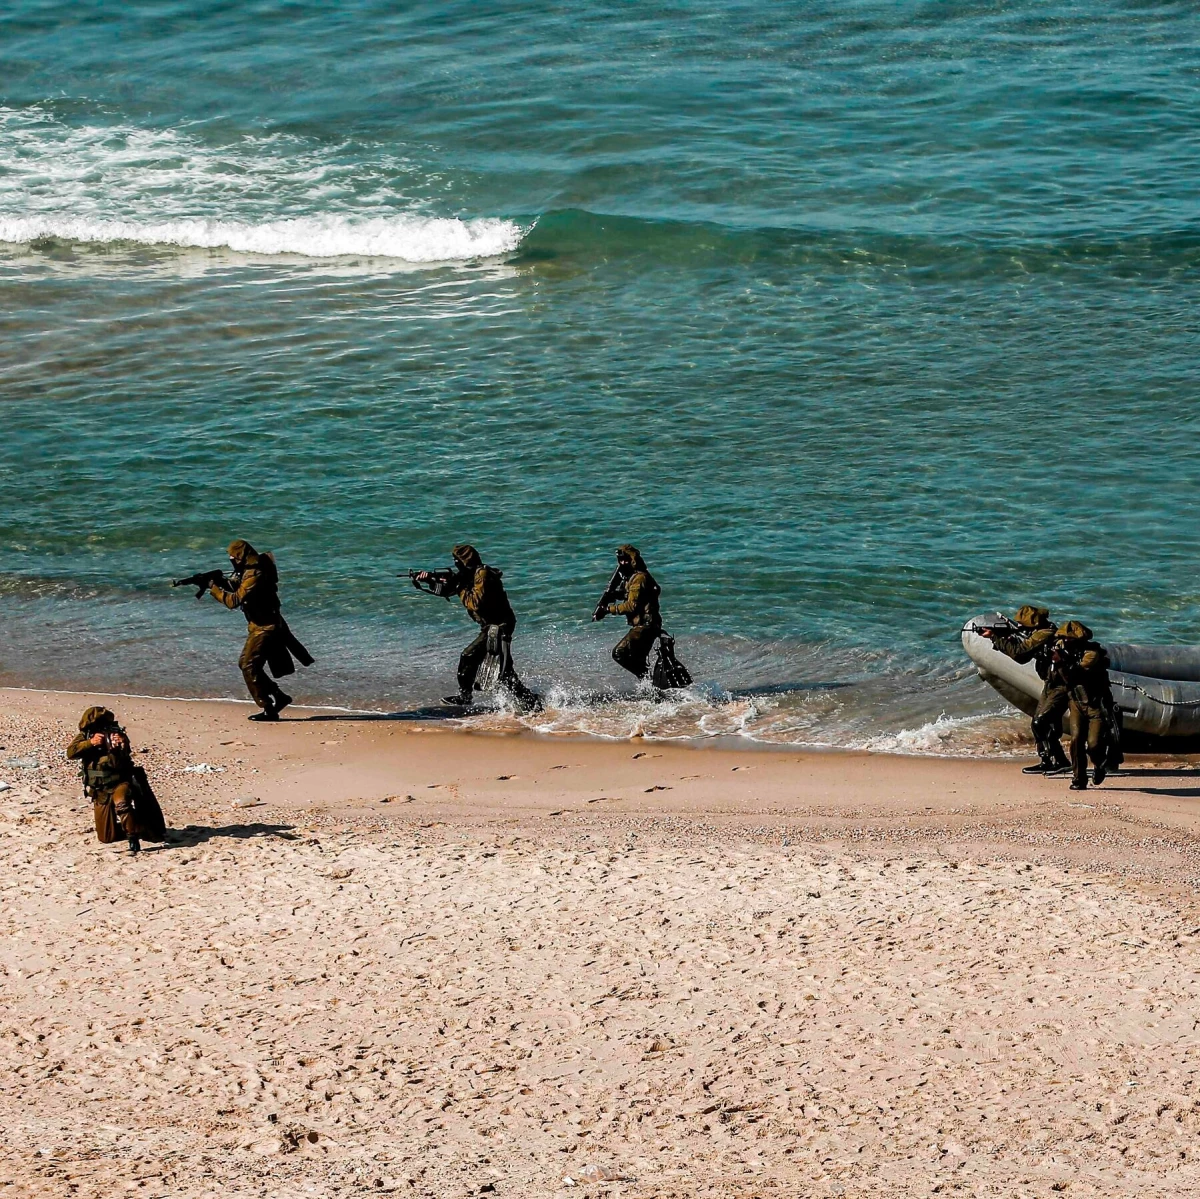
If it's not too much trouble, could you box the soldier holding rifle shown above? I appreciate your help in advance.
[411,543,540,711]
[978,605,1071,775]
[174,539,313,722]
[593,544,692,689]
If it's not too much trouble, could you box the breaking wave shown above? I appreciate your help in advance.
[0,213,523,262]
[0,106,522,263]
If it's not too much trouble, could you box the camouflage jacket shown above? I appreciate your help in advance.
[210,554,282,626]
[67,730,135,794]
[608,569,661,628]
[1057,640,1113,702]
[991,627,1057,683]
[455,566,516,629]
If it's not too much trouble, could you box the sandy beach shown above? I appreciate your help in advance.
[4,687,1200,1198]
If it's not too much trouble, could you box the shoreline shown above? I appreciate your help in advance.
[6,684,1200,896]
[0,680,1017,761]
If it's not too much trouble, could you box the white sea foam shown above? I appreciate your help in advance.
[0,107,523,264]
[0,213,523,261]
[860,711,1027,757]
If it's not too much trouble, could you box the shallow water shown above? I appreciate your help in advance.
[2,2,1198,751]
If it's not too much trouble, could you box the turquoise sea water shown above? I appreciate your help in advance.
[1,2,1198,750]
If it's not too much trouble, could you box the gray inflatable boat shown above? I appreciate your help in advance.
[962,613,1200,738]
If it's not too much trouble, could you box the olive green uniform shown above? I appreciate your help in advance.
[990,622,1070,770]
[66,707,142,844]
[605,547,663,680]
[209,541,311,712]
[1055,622,1113,788]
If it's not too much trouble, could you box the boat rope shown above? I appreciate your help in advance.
[1110,677,1200,707]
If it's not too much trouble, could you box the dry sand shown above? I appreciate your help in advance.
[3,687,1200,1197]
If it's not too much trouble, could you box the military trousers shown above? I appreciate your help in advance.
[612,623,662,680]
[93,781,140,844]
[1068,694,1109,787]
[1030,682,1070,767]
[239,623,287,710]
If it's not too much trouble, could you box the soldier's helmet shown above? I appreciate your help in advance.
[1013,605,1051,629]
[227,539,258,566]
[452,544,482,569]
[79,706,118,733]
[1056,620,1093,642]
[616,544,645,570]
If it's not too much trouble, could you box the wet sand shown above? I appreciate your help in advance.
[3,687,1200,1197]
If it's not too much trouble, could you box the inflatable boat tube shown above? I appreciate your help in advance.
[962,614,1200,738]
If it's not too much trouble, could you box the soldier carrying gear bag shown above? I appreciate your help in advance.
[1053,620,1114,791]
[978,605,1071,775]
[66,706,166,854]
[593,544,692,689]
[203,539,314,722]
[414,544,540,712]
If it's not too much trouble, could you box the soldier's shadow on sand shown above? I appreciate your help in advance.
[302,705,478,723]
[155,823,298,848]
[1098,767,1200,799]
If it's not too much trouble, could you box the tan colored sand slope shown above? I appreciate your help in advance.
[3,771,1200,1199]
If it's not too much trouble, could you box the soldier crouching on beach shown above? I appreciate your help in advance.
[66,706,166,854]
[208,539,313,722]
[978,605,1071,775]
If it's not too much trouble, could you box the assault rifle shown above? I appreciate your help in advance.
[964,615,1016,638]
[403,567,465,599]
[172,568,235,599]
[592,567,625,622]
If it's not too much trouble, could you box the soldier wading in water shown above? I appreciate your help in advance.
[414,544,540,711]
[593,544,692,689]
[66,706,166,855]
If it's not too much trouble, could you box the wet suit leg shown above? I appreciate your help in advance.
[494,629,538,709]
[612,624,661,680]
[457,628,490,696]
[1032,683,1070,769]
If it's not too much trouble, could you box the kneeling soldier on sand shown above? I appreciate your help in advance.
[979,605,1071,775]
[66,707,166,854]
